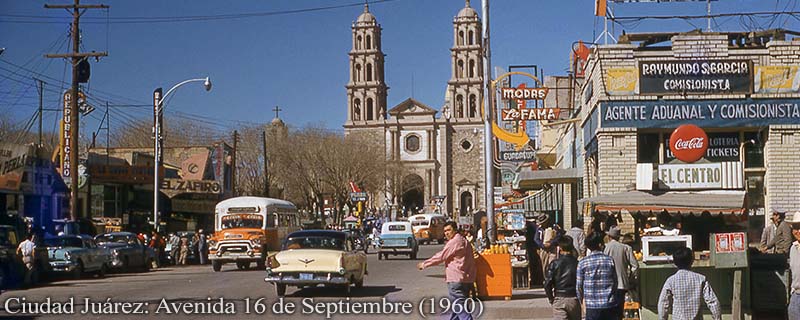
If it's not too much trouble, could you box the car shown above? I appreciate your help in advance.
[94,232,155,272]
[264,230,367,297]
[377,221,418,260]
[44,235,112,279]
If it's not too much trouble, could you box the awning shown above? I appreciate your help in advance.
[578,190,746,216]
[513,168,582,189]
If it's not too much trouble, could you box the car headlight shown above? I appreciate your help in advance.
[112,250,119,256]
[338,267,346,275]
[64,251,71,260]
[208,239,217,248]
[250,238,262,246]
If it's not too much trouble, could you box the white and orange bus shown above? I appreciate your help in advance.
[209,197,299,272]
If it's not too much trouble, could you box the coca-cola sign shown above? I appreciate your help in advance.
[669,124,708,163]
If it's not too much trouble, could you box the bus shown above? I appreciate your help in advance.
[209,197,299,272]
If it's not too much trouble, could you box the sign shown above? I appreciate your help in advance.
[349,192,368,202]
[639,60,752,94]
[755,65,800,93]
[715,232,746,253]
[499,150,536,162]
[668,124,708,163]
[171,198,216,214]
[502,108,561,121]
[500,87,548,100]
[600,99,800,128]
[161,179,222,198]
[180,150,209,180]
[88,165,161,183]
[0,143,32,191]
[655,162,742,190]
[62,91,72,180]
[666,132,739,162]
[606,68,638,95]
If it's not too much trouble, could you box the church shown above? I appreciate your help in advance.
[343,1,486,218]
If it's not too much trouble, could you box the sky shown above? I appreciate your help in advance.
[1,0,798,142]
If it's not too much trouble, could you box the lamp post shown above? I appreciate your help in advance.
[152,77,212,232]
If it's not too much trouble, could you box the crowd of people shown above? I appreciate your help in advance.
[134,230,209,267]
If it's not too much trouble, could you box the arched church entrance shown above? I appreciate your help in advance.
[459,191,473,216]
[401,174,425,216]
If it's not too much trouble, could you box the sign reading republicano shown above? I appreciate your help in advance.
[639,60,752,94]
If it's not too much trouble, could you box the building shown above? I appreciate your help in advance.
[343,1,487,219]
[576,30,800,238]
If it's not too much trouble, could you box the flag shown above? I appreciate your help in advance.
[595,0,607,16]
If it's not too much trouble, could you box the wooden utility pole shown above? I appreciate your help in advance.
[232,130,238,196]
[45,0,108,221]
[268,131,269,198]
[35,78,45,147]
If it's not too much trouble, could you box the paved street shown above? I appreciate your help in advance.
[0,244,551,320]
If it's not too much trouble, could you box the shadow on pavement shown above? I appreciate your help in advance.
[288,285,401,298]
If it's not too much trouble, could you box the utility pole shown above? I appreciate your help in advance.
[482,0,496,243]
[45,0,108,221]
[35,78,45,147]
[262,130,270,198]
[232,130,238,196]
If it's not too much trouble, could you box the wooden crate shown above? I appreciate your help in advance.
[476,253,512,299]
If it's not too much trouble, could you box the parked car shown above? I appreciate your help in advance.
[44,235,111,278]
[377,221,418,260]
[264,230,367,297]
[95,232,155,272]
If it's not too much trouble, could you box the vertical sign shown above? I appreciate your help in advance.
[153,88,163,164]
[62,91,72,181]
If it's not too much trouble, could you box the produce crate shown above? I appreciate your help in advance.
[476,253,512,300]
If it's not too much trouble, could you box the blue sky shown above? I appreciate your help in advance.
[1,0,797,139]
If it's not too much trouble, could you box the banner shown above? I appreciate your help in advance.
[600,99,800,128]
[639,60,752,94]
[180,149,208,180]
[606,68,638,95]
[755,65,800,93]
[0,143,32,191]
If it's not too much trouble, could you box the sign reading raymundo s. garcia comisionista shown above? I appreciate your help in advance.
[639,60,752,94]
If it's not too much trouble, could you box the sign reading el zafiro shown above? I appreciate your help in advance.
[639,60,752,94]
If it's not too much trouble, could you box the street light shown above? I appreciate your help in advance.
[152,77,212,232]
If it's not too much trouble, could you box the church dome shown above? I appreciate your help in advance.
[457,1,478,18]
[357,4,376,23]
[271,117,285,127]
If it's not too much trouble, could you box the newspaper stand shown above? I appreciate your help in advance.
[475,253,512,300]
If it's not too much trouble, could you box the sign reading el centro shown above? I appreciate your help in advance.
[600,99,800,128]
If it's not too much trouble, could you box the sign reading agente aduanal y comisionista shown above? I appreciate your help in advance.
[600,99,800,128]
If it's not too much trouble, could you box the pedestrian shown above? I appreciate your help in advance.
[767,210,794,255]
[786,211,800,319]
[149,231,163,268]
[15,233,37,287]
[418,221,476,320]
[545,235,581,320]
[179,236,189,265]
[566,220,586,258]
[475,216,489,252]
[577,232,620,320]
[762,210,786,254]
[537,215,558,277]
[604,226,639,317]
[169,233,181,265]
[198,230,208,265]
[526,218,544,287]
[658,247,721,320]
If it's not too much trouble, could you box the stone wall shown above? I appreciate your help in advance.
[449,124,485,211]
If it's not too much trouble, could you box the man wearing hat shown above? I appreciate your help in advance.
[765,209,793,255]
[604,226,639,318]
[785,211,800,319]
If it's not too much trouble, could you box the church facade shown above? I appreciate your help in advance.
[343,2,486,218]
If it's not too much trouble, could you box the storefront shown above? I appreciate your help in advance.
[577,31,800,319]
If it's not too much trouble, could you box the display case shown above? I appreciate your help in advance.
[641,235,692,262]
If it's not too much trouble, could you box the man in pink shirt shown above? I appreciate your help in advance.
[418,221,477,320]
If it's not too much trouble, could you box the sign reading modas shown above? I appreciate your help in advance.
[639,60,752,94]
[668,124,708,163]
[161,179,222,198]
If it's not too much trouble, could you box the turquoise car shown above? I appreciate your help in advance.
[377,222,418,260]
[45,235,112,278]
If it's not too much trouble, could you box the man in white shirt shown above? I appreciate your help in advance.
[16,233,37,286]
[785,211,800,319]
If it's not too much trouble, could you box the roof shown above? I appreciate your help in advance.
[513,168,582,189]
[408,213,446,220]
[578,190,746,216]
[457,1,478,18]
[287,230,346,239]
[356,3,376,24]
[216,196,296,210]
[388,98,438,116]
[98,232,136,237]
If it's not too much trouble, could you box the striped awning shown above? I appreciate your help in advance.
[578,190,746,216]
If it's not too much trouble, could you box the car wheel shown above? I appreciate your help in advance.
[98,264,108,278]
[377,252,383,260]
[212,261,222,272]
[355,266,365,288]
[256,260,266,270]
[142,258,152,272]
[276,283,287,297]
[342,283,351,296]
[411,251,417,260]
[236,262,250,270]
[73,261,84,280]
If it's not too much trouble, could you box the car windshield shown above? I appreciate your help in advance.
[0,228,18,246]
[221,214,263,230]
[283,236,344,251]
[96,235,137,245]
[411,220,429,227]
[44,237,83,248]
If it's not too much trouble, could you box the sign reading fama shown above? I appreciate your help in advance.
[639,60,752,94]
[161,179,221,198]
[600,99,800,128]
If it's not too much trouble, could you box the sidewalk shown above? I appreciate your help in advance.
[479,288,555,320]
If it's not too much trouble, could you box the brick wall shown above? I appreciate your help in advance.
[765,125,800,218]
[597,127,638,234]
[672,34,729,58]
[768,40,800,64]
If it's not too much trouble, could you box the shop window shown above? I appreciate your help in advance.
[637,133,659,163]
[744,132,764,168]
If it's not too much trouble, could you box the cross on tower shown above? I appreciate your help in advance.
[273,106,282,119]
